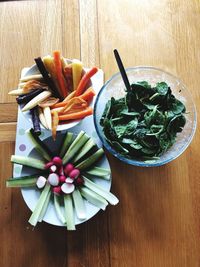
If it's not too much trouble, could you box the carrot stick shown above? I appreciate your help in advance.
[78,87,95,102]
[53,51,68,98]
[52,111,59,141]
[75,67,98,96]
[58,107,93,121]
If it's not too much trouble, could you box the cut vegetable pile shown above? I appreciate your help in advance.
[7,129,119,230]
[9,51,98,139]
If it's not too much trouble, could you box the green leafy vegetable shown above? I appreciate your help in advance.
[100,80,186,159]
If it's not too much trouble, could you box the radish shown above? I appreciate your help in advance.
[50,165,57,173]
[58,166,64,175]
[59,175,66,183]
[61,183,75,194]
[69,169,80,180]
[52,156,62,166]
[64,163,74,175]
[36,176,47,189]
[48,173,59,186]
[45,161,53,169]
[75,176,84,186]
[65,177,74,184]
[52,186,62,195]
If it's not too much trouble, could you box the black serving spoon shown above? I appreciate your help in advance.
[113,49,131,92]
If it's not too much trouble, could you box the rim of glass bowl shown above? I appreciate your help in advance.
[93,66,197,167]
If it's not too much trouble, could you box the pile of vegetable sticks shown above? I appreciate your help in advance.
[9,51,98,139]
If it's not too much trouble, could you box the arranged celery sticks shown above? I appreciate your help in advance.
[6,129,119,230]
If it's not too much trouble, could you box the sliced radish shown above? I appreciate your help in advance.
[50,165,57,173]
[65,177,74,184]
[52,156,62,166]
[59,175,66,183]
[52,186,62,195]
[61,183,75,194]
[48,173,59,186]
[36,176,47,189]
[69,169,80,179]
[64,163,74,175]
[45,161,53,169]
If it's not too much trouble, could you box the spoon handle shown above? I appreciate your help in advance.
[113,49,131,91]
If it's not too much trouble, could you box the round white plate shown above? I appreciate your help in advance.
[20,131,111,226]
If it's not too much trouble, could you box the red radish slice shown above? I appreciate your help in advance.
[69,169,80,179]
[45,161,53,169]
[48,173,59,186]
[59,175,66,183]
[64,163,74,175]
[36,176,47,189]
[61,183,75,194]
[65,177,74,184]
[50,165,57,173]
[52,156,62,166]
[52,186,62,195]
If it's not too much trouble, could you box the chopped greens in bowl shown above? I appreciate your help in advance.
[94,67,196,167]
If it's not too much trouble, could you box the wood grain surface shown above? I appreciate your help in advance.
[0,1,200,266]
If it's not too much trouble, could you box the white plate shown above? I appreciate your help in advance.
[20,131,111,226]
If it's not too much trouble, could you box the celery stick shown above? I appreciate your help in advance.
[28,183,51,226]
[64,194,76,230]
[80,187,108,210]
[62,131,89,164]
[11,155,45,170]
[26,128,53,161]
[72,189,86,220]
[54,194,66,225]
[38,190,51,222]
[75,148,104,171]
[84,166,111,180]
[6,175,38,187]
[82,176,119,205]
[72,138,95,163]
[59,132,73,158]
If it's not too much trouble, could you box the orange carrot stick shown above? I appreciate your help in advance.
[58,107,93,121]
[79,87,95,102]
[75,67,98,96]
[53,51,68,98]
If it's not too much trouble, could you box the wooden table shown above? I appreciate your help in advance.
[0,1,200,266]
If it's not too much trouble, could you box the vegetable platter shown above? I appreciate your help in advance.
[8,62,116,230]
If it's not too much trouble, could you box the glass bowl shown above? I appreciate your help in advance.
[94,66,197,167]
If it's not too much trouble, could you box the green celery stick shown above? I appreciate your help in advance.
[28,183,51,226]
[54,194,66,225]
[82,176,119,205]
[80,187,108,210]
[72,189,86,220]
[72,138,96,163]
[11,155,45,170]
[75,148,104,170]
[64,194,75,230]
[38,190,51,222]
[59,132,73,158]
[83,166,111,180]
[62,131,89,164]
